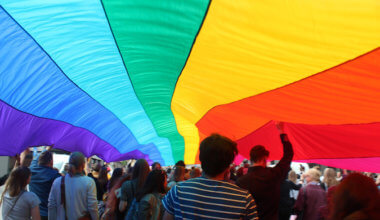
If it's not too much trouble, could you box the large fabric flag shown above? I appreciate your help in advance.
[0,0,379,171]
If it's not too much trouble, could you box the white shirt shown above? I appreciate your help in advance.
[48,174,98,220]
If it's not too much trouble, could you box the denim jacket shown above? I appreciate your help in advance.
[126,193,164,220]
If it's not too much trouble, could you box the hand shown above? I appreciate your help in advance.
[276,121,285,133]
[20,148,31,167]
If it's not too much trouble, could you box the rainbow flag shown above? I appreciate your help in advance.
[0,0,379,172]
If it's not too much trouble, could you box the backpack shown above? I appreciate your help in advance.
[125,198,139,220]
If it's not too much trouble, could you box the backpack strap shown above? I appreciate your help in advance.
[5,190,24,217]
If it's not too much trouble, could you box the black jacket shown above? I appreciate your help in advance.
[237,134,294,220]
[279,179,302,215]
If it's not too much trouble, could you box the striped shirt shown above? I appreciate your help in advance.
[162,177,258,219]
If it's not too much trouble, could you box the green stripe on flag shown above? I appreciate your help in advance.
[102,0,209,163]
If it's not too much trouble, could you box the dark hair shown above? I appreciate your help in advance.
[106,174,131,212]
[199,134,238,177]
[0,167,31,205]
[108,168,123,190]
[329,173,380,220]
[98,165,109,188]
[136,170,167,202]
[250,145,269,163]
[132,159,150,190]
[175,160,185,167]
[151,162,161,170]
[38,151,53,166]
[172,166,185,182]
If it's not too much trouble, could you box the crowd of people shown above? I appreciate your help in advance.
[0,123,379,220]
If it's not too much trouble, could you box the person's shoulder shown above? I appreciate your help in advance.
[187,177,249,195]
[221,180,250,196]
[122,179,135,187]
[52,175,63,185]
[83,175,96,183]
[174,177,203,190]
[122,179,138,192]
[167,181,176,188]
[49,176,62,193]
[264,166,285,178]
[120,179,130,191]
[309,184,326,192]
[178,177,204,186]
[24,191,41,203]
[50,169,61,179]
[141,193,157,202]
[24,190,37,197]
[236,172,253,185]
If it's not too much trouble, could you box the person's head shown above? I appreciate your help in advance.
[323,168,339,188]
[190,168,201,179]
[305,168,321,183]
[336,171,342,178]
[136,169,167,202]
[111,168,123,179]
[199,134,238,178]
[288,170,297,184]
[108,168,124,190]
[151,162,161,170]
[132,159,150,189]
[175,160,185,167]
[329,173,380,220]
[22,152,34,167]
[62,163,70,176]
[172,166,185,182]
[38,151,53,167]
[184,168,190,180]
[249,145,269,166]
[68,152,86,176]
[1,167,31,204]
[92,163,101,173]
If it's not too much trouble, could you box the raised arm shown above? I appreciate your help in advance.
[273,122,294,178]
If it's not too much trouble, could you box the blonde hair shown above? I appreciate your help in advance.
[306,168,321,182]
[323,168,339,188]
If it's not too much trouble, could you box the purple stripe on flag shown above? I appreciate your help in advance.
[0,99,152,163]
